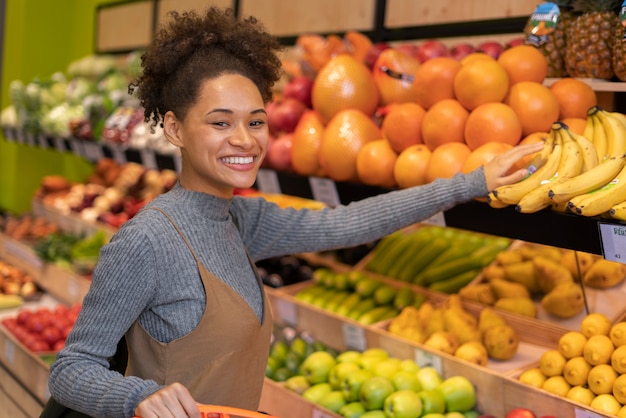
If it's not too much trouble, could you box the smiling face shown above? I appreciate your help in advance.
[163,73,269,198]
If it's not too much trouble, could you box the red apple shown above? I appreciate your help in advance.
[365,42,392,70]
[506,37,526,49]
[416,39,450,63]
[395,43,420,60]
[450,43,476,61]
[282,75,314,108]
[506,408,537,418]
[266,133,294,171]
[267,98,307,135]
[477,41,505,59]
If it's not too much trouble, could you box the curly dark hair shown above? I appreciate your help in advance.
[129,7,283,129]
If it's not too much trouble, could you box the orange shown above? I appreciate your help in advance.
[505,81,560,137]
[394,144,432,188]
[356,139,398,188]
[291,110,326,177]
[318,109,381,182]
[460,52,496,66]
[421,99,469,150]
[412,57,462,109]
[381,102,426,153]
[464,102,523,150]
[549,78,598,120]
[513,131,550,171]
[426,142,472,183]
[453,58,510,110]
[462,142,513,174]
[497,45,549,85]
[372,48,422,106]
[312,54,380,124]
[561,117,588,135]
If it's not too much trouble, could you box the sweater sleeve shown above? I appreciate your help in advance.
[233,168,488,261]
[48,225,164,418]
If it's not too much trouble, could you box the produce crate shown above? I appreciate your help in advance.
[0,232,44,281]
[0,362,44,418]
[37,263,91,306]
[31,198,116,239]
[259,377,341,418]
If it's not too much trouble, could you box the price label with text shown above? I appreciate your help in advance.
[414,348,443,375]
[312,409,334,418]
[275,299,298,326]
[309,177,340,207]
[4,339,15,364]
[256,169,281,194]
[82,142,105,162]
[69,138,84,158]
[53,137,67,153]
[599,223,626,264]
[575,408,606,418]
[342,323,366,351]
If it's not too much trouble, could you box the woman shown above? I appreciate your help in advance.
[48,6,542,418]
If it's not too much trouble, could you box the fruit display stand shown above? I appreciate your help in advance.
[0,361,43,418]
[259,377,343,418]
[0,232,44,284]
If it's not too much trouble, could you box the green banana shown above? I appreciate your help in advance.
[365,231,406,273]
[357,305,399,325]
[354,277,384,298]
[324,290,352,312]
[385,229,435,279]
[392,286,415,310]
[369,233,420,276]
[413,239,483,283]
[347,298,377,320]
[335,293,363,317]
[401,237,450,285]
[428,269,482,293]
[294,285,327,303]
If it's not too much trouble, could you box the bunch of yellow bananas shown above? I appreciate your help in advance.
[488,106,626,218]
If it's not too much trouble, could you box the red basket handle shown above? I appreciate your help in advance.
[133,404,278,418]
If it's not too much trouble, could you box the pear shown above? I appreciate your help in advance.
[494,296,537,318]
[520,244,563,263]
[540,281,585,319]
[454,341,489,366]
[425,307,446,336]
[482,324,519,360]
[583,259,626,289]
[458,283,496,305]
[533,255,574,294]
[478,307,507,336]
[502,261,540,294]
[494,249,524,265]
[423,331,460,355]
[561,250,599,280]
[489,278,530,299]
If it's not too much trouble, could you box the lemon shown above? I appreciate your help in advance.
[583,334,615,366]
[619,404,626,418]
[558,331,588,359]
[610,322,626,347]
[518,367,547,389]
[562,356,592,386]
[542,375,571,397]
[539,349,567,377]
[566,385,595,406]
[587,364,618,395]
[580,312,612,337]
[612,345,626,374]
[589,393,622,415]
[613,374,626,404]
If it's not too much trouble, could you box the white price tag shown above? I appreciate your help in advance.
[414,348,443,375]
[69,138,84,157]
[312,409,334,418]
[275,299,298,326]
[36,134,48,149]
[16,129,25,144]
[25,132,36,146]
[4,339,15,364]
[342,323,366,351]
[256,169,281,194]
[5,241,43,271]
[309,177,340,207]
[599,223,626,264]
[108,143,127,165]
[575,408,606,418]
[422,211,446,227]
[68,280,79,298]
[53,137,66,153]
[82,142,105,162]
[140,148,158,170]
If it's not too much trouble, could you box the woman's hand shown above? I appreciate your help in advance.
[483,142,545,191]
[134,382,201,418]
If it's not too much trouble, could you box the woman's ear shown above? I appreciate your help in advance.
[163,111,184,148]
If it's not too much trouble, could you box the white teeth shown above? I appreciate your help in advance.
[222,156,254,164]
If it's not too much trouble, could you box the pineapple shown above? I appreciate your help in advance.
[565,0,621,79]
[526,1,575,77]
[613,5,626,80]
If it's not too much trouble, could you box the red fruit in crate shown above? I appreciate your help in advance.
[267,98,307,135]
[372,48,421,106]
[26,316,45,333]
[16,310,32,326]
[506,408,537,418]
[450,43,476,61]
[477,41,505,59]
[41,326,63,347]
[266,133,294,172]
[282,75,314,108]
[416,39,450,63]
[365,42,392,70]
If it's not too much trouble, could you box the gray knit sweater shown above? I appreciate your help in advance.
[48,169,487,418]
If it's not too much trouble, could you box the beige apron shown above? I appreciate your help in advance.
[125,208,273,410]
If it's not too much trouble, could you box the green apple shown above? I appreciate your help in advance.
[359,355,386,372]
[318,390,348,412]
[437,376,477,413]
[399,359,420,373]
[284,350,304,373]
[270,340,289,363]
[289,337,308,358]
[462,411,480,418]
[360,411,387,418]
[301,350,336,384]
[373,358,402,379]
[390,370,422,392]
[359,376,395,411]
[445,413,466,418]
[339,401,367,418]
[418,389,446,415]
[284,375,310,395]
[336,350,362,364]
[421,414,445,418]
[416,367,443,391]
[342,369,373,402]
[303,382,332,403]
[383,389,423,418]
[329,362,362,390]
[361,348,389,359]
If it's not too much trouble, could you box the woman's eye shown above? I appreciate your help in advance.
[250,120,265,127]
